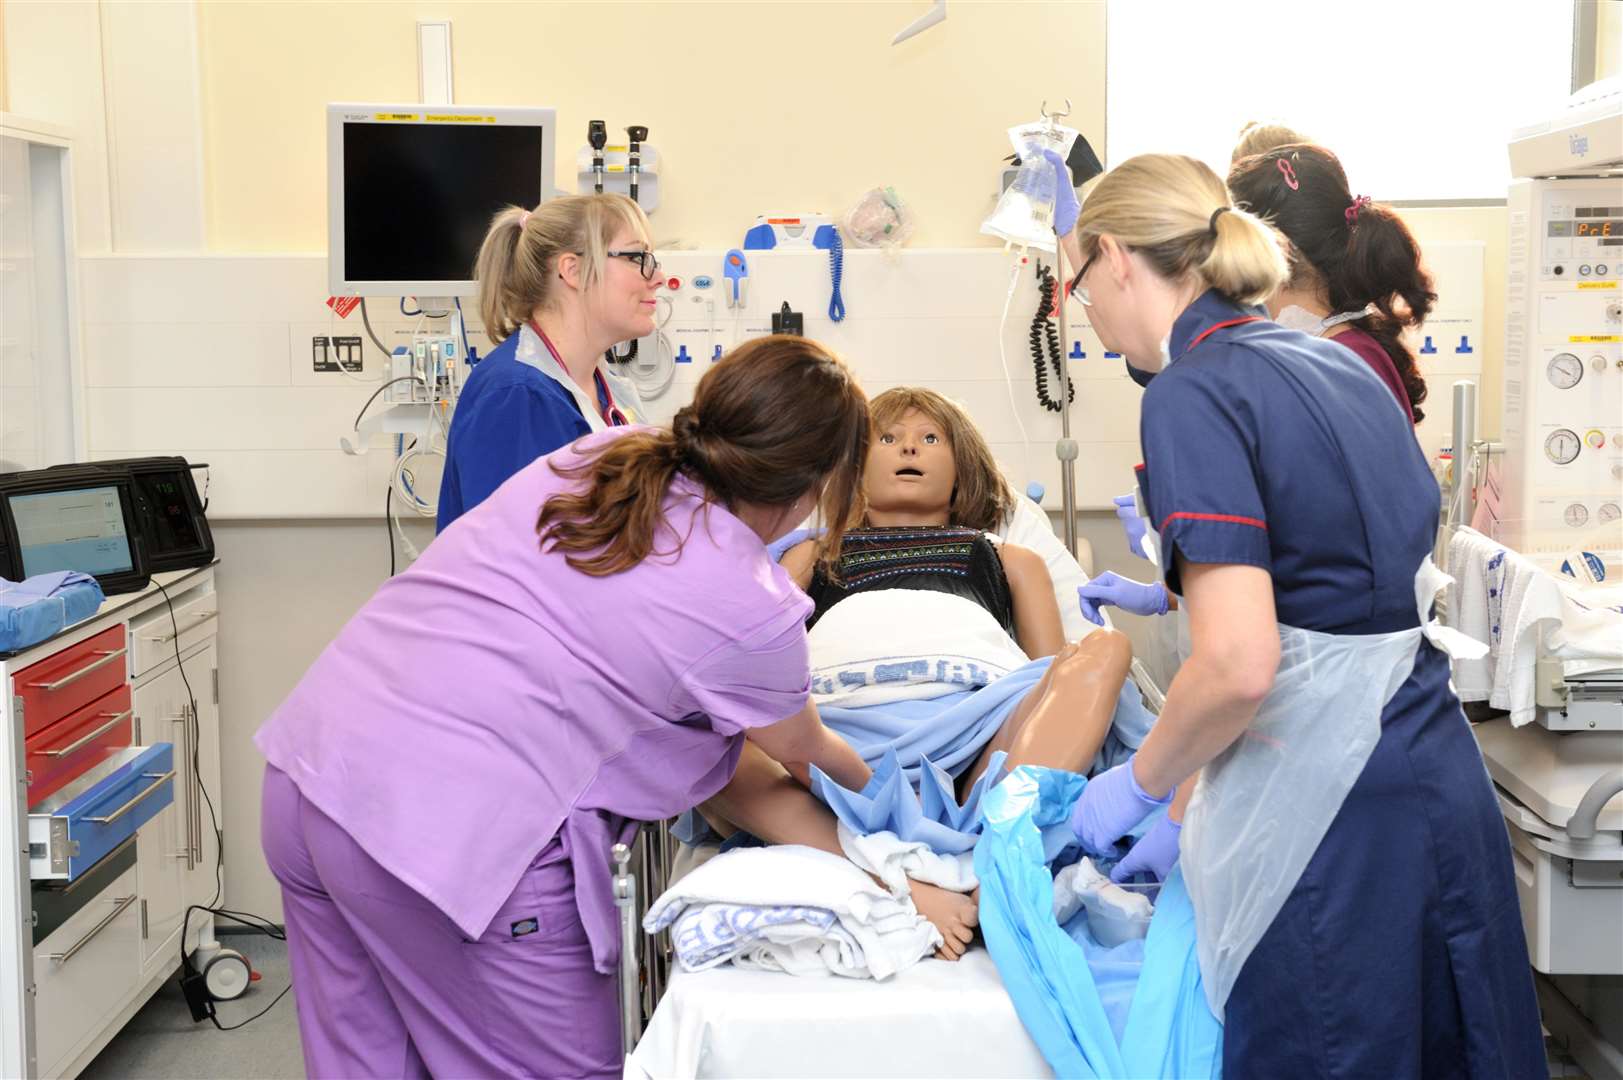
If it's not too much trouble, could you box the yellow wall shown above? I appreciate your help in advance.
[1597,0,1622,80]
[197,0,1107,252]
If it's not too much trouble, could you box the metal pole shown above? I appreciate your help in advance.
[1052,232,1080,558]
[1450,380,1477,529]
[612,842,642,1055]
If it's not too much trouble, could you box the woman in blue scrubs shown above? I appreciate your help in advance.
[1061,153,1544,1076]
[438,193,662,531]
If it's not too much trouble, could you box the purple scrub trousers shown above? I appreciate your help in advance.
[262,766,621,1079]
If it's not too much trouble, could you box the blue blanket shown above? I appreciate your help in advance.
[975,766,1222,1079]
[1,572,104,652]
[809,660,1155,853]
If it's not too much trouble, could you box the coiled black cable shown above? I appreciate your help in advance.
[1030,264,1073,412]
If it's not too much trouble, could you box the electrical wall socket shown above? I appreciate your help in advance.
[312,336,364,373]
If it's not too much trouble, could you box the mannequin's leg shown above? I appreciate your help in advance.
[960,629,1132,791]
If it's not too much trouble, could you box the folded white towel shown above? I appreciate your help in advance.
[1051,856,1154,948]
[644,845,941,980]
[837,823,978,897]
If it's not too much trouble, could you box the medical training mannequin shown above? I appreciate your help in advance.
[1056,152,1543,1077]
[1228,143,1432,424]
[257,338,878,1079]
[700,387,1135,960]
[438,193,660,531]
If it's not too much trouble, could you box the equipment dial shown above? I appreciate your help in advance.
[1565,503,1590,528]
[1547,353,1583,389]
[1545,428,1581,464]
[1599,502,1622,524]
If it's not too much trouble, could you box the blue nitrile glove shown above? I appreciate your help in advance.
[1112,492,1151,560]
[1077,572,1169,626]
[1069,755,1172,856]
[1110,814,1181,884]
[766,526,824,563]
[1041,148,1081,236]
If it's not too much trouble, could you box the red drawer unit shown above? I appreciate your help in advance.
[25,686,134,807]
[12,626,128,738]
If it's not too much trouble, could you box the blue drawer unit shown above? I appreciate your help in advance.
[28,744,175,882]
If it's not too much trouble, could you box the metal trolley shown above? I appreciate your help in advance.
[613,818,677,1057]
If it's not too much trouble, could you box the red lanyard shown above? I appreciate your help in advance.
[528,320,628,427]
[1183,315,1263,356]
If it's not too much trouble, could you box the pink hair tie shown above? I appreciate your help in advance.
[1345,195,1371,225]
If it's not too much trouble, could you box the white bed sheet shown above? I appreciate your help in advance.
[625,946,1052,1079]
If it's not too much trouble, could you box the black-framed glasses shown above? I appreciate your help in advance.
[1067,250,1098,307]
[607,249,661,281]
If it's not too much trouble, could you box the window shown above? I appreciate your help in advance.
[1105,0,1575,201]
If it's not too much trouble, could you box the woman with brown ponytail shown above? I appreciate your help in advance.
[1228,143,1435,423]
[255,337,875,1079]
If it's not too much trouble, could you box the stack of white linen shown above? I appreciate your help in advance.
[643,844,941,980]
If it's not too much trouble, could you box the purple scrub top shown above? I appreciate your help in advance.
[256,427,812,960]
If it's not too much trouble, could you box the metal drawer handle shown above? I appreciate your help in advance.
[171,712,195,871]
[47,894,137,965]
[140,610,217,644]
[27,648,128,692]
[44,710,132,758]
[83,770,174,825]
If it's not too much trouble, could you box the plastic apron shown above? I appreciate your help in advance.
[514,322,645,432]
[1172,553,1487,1018]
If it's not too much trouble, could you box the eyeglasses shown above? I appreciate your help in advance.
[606,249,661,281]
[1067,250,1098,307]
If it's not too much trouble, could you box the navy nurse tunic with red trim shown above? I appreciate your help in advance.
[1137,290,1543,1077]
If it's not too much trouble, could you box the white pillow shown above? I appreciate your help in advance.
[996,495,1097,643]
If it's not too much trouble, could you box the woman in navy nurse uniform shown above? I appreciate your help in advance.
[1059,153,1544,1076]
[437,193,659,531]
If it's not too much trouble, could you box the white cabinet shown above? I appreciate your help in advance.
[0,566,222,1079]
[32,868,141,1079]
[132,637,221,975]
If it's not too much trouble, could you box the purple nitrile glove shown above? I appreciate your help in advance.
[1112,492,1151,561]
[1110,814,1182,884]
[1068,755,1172,856]
[1041,148,1081,237]
[1077,571,1169,626]
[765,526,824,563]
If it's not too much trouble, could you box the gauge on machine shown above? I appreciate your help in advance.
[1599,502,1622,524]
[1547,353,1583,389]
[1545,428,1582,464]
[1565,503,1590,528]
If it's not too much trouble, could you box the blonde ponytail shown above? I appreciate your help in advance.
[1200,204,1289,307]
[1075,153,1287,306]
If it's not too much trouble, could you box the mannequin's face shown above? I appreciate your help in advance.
[865,409,956,518]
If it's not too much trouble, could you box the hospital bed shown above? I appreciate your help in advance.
[610,507,1174,1079]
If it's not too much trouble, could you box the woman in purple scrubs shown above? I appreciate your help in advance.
[256,336,873,1079]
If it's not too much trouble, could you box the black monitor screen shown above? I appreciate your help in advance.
[131,472,203,555]
[343,123,545,284]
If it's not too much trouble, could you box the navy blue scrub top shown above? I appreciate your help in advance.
[436,333,619,532]
[1136,290,1437,636]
